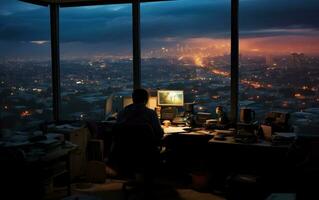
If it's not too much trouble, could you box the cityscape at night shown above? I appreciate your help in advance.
[1,49,319,130]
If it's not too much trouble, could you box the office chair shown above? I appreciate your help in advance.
[108,123,161,200]
[285,138,319,199]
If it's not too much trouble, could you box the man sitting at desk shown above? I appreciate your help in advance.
[216,106,229,124]
[215,105,230,128]
[117,88,164,142]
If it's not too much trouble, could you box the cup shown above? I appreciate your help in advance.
[163,120,171,128]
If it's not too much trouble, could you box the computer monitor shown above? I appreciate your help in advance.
[157,90,184,107]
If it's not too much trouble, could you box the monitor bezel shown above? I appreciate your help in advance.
[157,90,184,107]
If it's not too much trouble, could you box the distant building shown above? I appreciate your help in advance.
[266,55,275,67]
[290,53,306,68]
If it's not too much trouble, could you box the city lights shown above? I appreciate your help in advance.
[20,110,32,117]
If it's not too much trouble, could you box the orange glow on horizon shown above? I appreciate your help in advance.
[183,35,319,56]
[194,55,204,67]
[211,69,230,76]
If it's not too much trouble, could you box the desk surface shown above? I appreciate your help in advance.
[163,126,234,136]
[162,126,291,149]
[163,126,216,138]
[208,136,291,149]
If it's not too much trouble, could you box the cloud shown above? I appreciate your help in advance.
[30,40,49,45]
[0,0,319,56]
[0,0,40,15]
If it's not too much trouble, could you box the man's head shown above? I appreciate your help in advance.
[215,105,223,115]
[132,88,149,105]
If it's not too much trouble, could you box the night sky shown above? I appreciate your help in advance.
[0,0,319,59]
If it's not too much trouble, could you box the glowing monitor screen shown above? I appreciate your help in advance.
[157,90,184,106]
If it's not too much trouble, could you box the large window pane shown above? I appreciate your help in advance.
[239,0,319,123]
[60,5,132,120]
[0,3,51,133]
[141,0,231,118]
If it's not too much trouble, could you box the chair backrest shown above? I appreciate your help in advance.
[109,123,159,176]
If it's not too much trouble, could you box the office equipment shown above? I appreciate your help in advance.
[265,111,289,124]
[184,103,195,114]
[48,123,90,179]
[183,103,196,127]
[160,106,178,120]
[172,116,187,125]
[235,131,257,143]
[194,112,212,127]
[215,129,235,136]
[0,135,76,198]
[205,119,218,127]
[240,108,255,123]
[264,111,290,131]
[157,90,184,106]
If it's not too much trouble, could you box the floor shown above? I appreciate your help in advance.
[46,178,225,200]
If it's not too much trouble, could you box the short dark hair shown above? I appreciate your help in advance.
[216,105,223,111]
[132,88,149,104]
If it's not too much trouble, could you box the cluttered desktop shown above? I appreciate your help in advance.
[104,89,295,146]
[155,90,237,139]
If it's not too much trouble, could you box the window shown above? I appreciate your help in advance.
[239,0,319,121]
[141,0,231,116]
[0,3,51,132]
[60,5,133,120]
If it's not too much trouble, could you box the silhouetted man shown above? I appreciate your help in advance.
[117,88,164,142]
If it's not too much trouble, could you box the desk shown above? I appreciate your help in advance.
[25,142,77,196]
[208,136,290,150]
[161,127,215,173]
[0,137,77,199]
[161,128,293,188]
[207,135,294,194]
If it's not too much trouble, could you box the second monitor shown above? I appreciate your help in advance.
[157,90,184,107]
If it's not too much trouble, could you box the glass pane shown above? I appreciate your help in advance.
[60,5,133,120]
[239,0,319,126]
[141,0,231,120]
[0,3,51,133]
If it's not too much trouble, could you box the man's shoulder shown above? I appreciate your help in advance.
[124,104,135,109]
[145,107,157,114]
